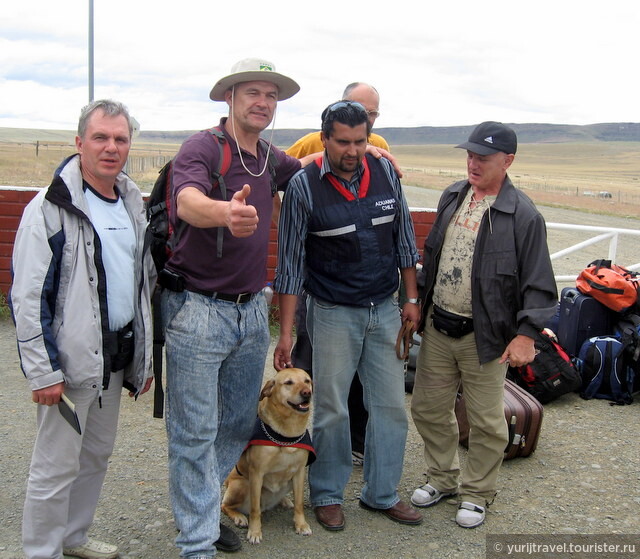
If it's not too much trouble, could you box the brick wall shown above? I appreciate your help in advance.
[0,187,436,299]
[0,188,39,299]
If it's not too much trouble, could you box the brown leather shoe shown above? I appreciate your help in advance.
[359,499,423,525]
[314,504,345,531]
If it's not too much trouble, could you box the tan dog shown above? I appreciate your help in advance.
[222,368,314,544]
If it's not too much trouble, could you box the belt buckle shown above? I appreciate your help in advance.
[231,292,250,304]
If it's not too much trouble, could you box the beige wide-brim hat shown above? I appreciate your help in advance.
[209,58,300,101]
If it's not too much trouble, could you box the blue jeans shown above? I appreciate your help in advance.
[307,295,408,509]
[162,289,269,558]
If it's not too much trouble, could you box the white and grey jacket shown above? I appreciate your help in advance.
[10,154,156,395]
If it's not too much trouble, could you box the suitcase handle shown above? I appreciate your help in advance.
[506,415,518,451]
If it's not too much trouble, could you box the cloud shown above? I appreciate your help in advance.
[1,0,639,131]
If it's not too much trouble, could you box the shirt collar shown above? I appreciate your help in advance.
[319,152,365,185]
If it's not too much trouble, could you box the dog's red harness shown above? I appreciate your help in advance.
[244,417,316,466]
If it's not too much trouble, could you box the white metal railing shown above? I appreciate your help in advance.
[410,207,639,286]
[547,223,640,282]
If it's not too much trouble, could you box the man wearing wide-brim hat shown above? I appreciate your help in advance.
[161,58,318,558]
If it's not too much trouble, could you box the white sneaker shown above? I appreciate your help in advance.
[410,483,456,507]
[63,538,119,559]
[455,501,485,528]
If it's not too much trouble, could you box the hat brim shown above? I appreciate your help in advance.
[209,71,300,101]
[455,141,501,155]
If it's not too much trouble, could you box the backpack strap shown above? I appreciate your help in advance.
[259,138,280,197]
[207,127,232,258]
[193,128,278,259]
[152,288,165,418]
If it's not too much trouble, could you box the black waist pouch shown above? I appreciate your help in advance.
[105,323,135,372]
[431,305,474,338]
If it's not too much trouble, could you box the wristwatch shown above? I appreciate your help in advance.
[407,298,420,304]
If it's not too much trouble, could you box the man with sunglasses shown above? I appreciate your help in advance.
[285,83,388,469]
[274,100,422,531]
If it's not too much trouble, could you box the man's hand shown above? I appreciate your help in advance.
[401,302,421,328]
[32,382,64,406]
[365,145,403,178]
[130,376,154,397]
[273,334,294,371]
[226,184,259,237]
[500,334,537,368]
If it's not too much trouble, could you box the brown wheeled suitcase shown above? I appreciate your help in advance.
[455,379,543,460]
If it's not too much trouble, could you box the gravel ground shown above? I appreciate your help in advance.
[1,192,639,559]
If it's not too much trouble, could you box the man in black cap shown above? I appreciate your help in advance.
[409,121,557,528]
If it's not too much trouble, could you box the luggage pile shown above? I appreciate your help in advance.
[405,259,639,460]
[510,259,640,406]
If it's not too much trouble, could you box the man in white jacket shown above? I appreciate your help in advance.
[10,99,156,559]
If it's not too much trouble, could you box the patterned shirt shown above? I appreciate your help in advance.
[433,188,496,317]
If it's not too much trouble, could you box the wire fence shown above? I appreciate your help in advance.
[403,167,640,207]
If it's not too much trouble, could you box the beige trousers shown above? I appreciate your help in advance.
[22,371,123,559]
[410,319,508,506]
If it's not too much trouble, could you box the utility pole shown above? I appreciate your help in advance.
[88,0,94,102]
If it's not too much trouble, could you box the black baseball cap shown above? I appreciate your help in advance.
[456,121,517,155]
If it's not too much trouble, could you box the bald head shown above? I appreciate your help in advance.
[342,83,380,127]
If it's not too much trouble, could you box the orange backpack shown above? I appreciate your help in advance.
[576,259,640,313]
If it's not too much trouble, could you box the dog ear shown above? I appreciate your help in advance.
[259,379,276,400]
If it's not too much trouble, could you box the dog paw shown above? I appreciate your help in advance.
[296,522,312,536]
[247,529,263,544]
[279,497,294,509]
[231,514,248,528]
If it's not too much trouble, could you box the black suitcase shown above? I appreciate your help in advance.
[557,287,613,357]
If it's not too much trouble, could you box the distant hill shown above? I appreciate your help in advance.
[2,122,640,146]
[265,122,640,147]
[133,122,640,146]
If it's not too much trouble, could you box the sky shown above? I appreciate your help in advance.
[1,1,639,132]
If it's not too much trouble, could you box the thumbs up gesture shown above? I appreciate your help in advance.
[227,184,259,237]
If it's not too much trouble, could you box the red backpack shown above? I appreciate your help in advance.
[576,259,640,313]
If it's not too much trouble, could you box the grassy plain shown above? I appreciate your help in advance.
[394,143,640,216]
[1,133,639,216]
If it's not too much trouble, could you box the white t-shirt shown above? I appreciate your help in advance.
[84,184,136,331]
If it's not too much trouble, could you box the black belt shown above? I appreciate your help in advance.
[158,269,257,304]
[187,287,256,304]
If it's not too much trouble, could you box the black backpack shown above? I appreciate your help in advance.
[146,127,231,272]
[614,313,640,375]
[508,329,582,404]
[577,335,635,405]
[146,127,279,417]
